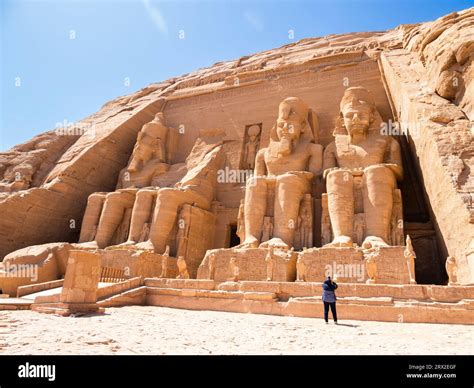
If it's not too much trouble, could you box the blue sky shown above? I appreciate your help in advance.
[1,0,472,151]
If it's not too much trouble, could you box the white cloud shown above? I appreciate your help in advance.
[244,10,264,32]
[142,0,168,35]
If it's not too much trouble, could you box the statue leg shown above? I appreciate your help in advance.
[94,191,136,248]
[127,189,157,243]
[242,176,267,247]
[326,169,354,247]
[148,188,209,254]
[79,193,106,243]
[362,165,396,248]
[273,173,310,248]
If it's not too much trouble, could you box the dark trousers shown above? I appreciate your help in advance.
[323,301,337,322]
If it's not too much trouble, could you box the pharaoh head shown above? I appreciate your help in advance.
[128,112,169,171]
[339,87,378,137]
[273,97,309,156]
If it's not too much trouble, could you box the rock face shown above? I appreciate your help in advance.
[0,7,473,295]
[381,8,474,282]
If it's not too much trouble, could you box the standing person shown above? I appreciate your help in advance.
[322,276,338,324]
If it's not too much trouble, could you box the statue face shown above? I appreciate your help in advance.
[276,117,304,141]
[341,104,372,136]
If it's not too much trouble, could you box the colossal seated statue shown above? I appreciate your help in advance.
[238,97,323,249]
[79,112,173,248]
[137,139,224,254]
[79,111,224,255]
[322,87,404,248]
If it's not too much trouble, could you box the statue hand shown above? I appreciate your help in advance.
[323,167,339,180]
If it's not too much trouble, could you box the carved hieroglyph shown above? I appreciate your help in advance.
[365,250,377,284]
[296,255,307,282]
[445,256,459,286]
[265,246,275,281]
[323,87,404,249]
[239,97,323,250]
[176,256,190,279]
[242,125,261,170]
[404,235,417,284]
[228,257,240,282]
[159,245,170,278]
[207,253,216,280]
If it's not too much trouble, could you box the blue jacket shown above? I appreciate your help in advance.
[322,280,338,303]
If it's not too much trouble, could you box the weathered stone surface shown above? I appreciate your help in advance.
[197,248,297,282]
[380,8,474,283]
[0,242,73,295]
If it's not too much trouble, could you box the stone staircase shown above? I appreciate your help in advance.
[0,277,144,313]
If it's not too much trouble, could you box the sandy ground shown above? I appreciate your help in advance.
[1,306,473,355]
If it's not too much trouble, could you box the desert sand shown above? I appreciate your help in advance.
[1,307,472,355]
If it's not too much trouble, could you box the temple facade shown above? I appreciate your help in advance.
[0,9,473,323]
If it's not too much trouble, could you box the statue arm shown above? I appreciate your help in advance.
[322,143,338,180]
[254,149,267,176]
[116,167,127,189]
[308,143,323,177]
[385,138,404,181]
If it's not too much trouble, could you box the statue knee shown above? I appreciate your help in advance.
[327,169,353,187]
[364,165,395,187]
[106,192,123,202]
[136,189,156,201]
[246,175,267,188]
[365,165,389,174]
[276,173,298,185]
[156,187,178,204]
[88,192,106,203]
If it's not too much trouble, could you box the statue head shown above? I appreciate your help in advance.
[270,97,311,157]
[128,112,169,171]
[337,87,379,138]
[128,137,153,172]
[276,97,309,142]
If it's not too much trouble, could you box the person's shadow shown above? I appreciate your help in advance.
[335,323,359,328]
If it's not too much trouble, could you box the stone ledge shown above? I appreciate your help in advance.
[143,278,474,302]
[146,286,277,302]
[144,278,216,290]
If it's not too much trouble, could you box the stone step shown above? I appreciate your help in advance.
[144,278,474,303]
[98,286,147,307]
[144,284,474,324]
[0,298,33,310]
[146,286,278,302]
[144,278,216,290]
